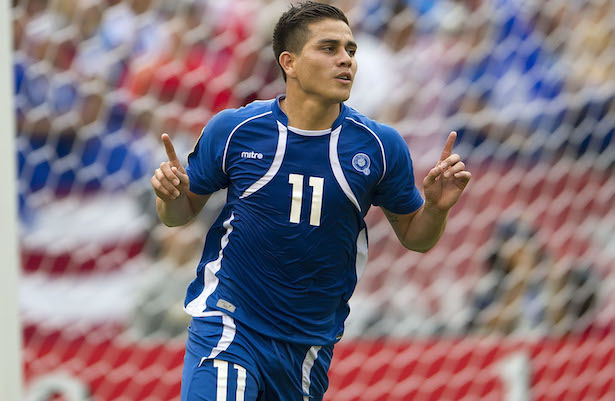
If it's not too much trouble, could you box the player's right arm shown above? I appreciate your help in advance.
[152,133,210,227]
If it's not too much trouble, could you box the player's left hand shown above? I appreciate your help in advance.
[423,131,471,212]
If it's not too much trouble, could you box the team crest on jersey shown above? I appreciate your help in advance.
[352,153,371,176]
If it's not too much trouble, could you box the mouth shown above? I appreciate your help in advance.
[335,72,352,83]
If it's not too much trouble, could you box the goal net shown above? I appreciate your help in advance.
[13,0,615,400]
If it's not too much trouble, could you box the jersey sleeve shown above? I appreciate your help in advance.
[185,110,232,195]
[372,126,424,214]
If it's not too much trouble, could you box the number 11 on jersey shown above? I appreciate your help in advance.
[288,174,324,226]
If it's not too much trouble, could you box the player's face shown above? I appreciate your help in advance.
[293,18,358,104]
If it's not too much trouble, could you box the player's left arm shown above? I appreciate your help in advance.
[383,132,471,253]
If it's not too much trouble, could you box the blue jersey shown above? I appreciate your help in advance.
[184,96,423,345]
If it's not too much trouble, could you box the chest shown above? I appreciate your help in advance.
[225,124,383,219]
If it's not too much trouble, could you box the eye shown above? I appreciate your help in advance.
[322,46,334,52]
[347,48,356,57]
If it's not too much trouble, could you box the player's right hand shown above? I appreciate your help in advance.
[151,133,190,202]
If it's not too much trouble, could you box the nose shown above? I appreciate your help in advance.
[338,49,352,67]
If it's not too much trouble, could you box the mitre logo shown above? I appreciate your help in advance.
[241,151,264,160]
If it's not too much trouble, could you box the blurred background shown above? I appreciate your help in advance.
[11,0,615,400]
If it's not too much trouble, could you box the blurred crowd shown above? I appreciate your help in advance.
[12,0,614,340]
[13,0,289,222]
[12,0,615,206]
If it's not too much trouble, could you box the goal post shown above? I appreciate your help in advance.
[0,1,23,400]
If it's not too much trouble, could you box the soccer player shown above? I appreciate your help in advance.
[151,2,471,400]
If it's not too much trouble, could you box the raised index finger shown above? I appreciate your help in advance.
[439,131,457,163]
[162,133,179,163]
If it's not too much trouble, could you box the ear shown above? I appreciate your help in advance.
[279,51,297,79]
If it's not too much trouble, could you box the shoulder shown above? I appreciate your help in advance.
[343,107,406,149]
[203,99,276,136]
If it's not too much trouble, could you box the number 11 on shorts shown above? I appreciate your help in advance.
[213,360,247,401]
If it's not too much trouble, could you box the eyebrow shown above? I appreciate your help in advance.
[315,38,358,49]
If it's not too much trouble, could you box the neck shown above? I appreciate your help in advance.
[279,92,341,130]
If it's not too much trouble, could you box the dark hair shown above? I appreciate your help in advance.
[272,1,349,81]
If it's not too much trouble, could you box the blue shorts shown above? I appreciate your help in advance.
[181,312,334,401]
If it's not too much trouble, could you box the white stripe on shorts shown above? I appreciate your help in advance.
[199,313,237,367]
[301,345,322,401]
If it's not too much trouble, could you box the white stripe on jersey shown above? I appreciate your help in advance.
[329,126,361,212]
[222,111,273,174]
[345,117,387,185]
[184,214,235,316]
[301,346,322,401]
[240,121,288,199]
[287,126,331,136]
[355,228,368,282]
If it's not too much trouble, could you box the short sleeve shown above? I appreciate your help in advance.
[372,127,424,214]
[185,110,232,195]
